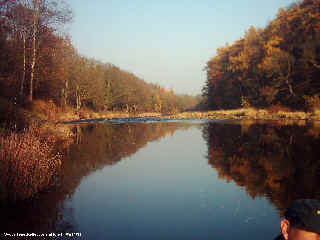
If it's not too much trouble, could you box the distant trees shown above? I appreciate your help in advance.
[203,0,320,110]
[61,57,199,113]
[0,1,199,115]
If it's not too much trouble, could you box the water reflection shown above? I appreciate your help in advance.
[203,121,320,215]
[2,120,320,239]
[67,121,279,240]
[1,122,191,234]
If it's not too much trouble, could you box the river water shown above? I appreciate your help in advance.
[2,119,320,240]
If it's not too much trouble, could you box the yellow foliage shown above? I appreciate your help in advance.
[266,38,281,51]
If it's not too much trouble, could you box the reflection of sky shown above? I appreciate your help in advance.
[71,125,280,240]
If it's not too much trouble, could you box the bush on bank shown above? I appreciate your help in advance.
[0,128,62,204]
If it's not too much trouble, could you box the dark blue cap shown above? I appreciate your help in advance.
[285,199,320,234]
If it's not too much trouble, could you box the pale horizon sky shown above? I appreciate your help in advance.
[68,0,294,95]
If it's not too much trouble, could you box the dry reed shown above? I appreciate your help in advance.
[0,128,62,204]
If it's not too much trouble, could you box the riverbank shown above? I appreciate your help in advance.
[3,99,320,148]
[1,100,320,204]
[56,107,320,125]
[56,105,320,123]
[168,108,320,121]
[54,106,320,127]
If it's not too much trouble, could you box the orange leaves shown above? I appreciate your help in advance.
[204,0,320,109]
[264,36,282,55]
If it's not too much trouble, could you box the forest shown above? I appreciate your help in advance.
[0,0,200,125]
[203,0,320,110]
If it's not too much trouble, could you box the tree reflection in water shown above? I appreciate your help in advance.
[1,122,191,234]
[203,121,320,216]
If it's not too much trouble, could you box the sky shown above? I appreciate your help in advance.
[67,0,294,95]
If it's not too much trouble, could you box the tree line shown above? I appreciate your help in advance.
[203,0,320,110]
[0,0,200,115]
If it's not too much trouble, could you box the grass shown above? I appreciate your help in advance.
[168,107,320,121]
[0,128,62,204]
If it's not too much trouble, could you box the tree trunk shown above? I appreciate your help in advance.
[65,80,68,105]
[29,1,39,102]
[20,30,26,98]
[286,58,295,96]
[61,79,68,106]
[76,85,81,110]
[286,78,295,96]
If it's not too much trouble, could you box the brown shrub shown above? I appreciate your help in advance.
[0,128,62,204]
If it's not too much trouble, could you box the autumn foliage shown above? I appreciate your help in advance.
[0,0,199,123]
[203,0,320,110]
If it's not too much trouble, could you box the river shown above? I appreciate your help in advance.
[1,119,320,240]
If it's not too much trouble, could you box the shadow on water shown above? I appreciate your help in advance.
[0,121,193,234]
[202,120,320,216]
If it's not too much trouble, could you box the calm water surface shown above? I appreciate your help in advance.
[2,120,320,240]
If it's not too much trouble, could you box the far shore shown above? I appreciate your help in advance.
[168,108,320,121]
[55,108,320,125]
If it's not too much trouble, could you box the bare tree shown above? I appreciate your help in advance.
[23,0,72,102]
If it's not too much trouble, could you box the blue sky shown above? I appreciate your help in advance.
[68,0,294,95]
